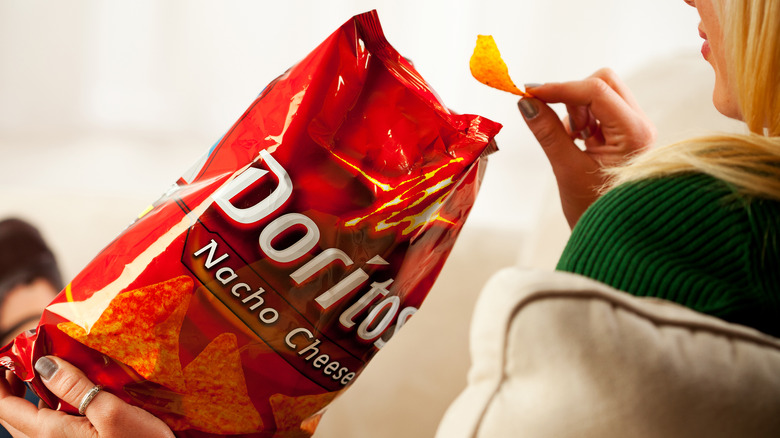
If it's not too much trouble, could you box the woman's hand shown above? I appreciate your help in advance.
[0,356,174,438]
[518,68,656,228]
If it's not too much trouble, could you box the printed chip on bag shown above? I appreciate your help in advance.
[0,9,501,437]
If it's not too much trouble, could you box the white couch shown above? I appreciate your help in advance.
[317,252,780,438]
[436,268,780,437]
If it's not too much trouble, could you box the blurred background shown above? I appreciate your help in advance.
[0,0,742,280]
[0,1,747,436]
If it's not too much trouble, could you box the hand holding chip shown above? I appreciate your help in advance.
[469,38,654,228]
[517,70,657,228]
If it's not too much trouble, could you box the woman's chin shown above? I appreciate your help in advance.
[712,89,741,121]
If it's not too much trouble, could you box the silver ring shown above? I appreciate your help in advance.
[78,385,103,415]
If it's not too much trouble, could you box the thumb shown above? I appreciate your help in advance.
[517,97,590,174]
[518,97,603,228]
[35,356,175,437]
[35,356,105,417]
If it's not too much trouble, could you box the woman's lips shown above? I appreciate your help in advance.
[699,28,711,59]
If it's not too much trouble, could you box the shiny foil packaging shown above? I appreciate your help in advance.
[1,10,501,437]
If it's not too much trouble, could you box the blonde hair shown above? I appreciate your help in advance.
[609,0,780,200]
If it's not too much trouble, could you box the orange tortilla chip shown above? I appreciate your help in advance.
[300,412,325,435]
[166,332,263,434]
[469,35,528,96]
[269,391,338,436]
[57,276,194,392]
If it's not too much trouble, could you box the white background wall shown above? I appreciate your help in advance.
[0,0,737,278]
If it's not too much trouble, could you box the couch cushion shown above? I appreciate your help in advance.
[436,268,780,438]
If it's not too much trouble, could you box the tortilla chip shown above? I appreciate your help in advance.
[269,391,338,436]
[300,412,325,435]
[469,35,528,96]
[57,276,194,392]
[169,332,263,434]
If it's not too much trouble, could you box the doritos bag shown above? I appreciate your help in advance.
[0,10,501,437]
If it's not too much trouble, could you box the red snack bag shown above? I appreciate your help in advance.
[0,10,501,437]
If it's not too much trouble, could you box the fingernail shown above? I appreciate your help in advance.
[518,99,539,120]
[35,357,59,381]
[569,117,578,133]
[579,126,594,139]
[524,83,543,89]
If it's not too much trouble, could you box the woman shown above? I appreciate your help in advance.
[519,0,780,337]
[0,0,776,435]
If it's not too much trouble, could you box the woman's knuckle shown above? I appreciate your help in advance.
[70,420,98,438]
[596,67,618,81]
[647,124,658,142]
[630,121,657,146]
[98,414,122,432]
[97,400,124,426]
[591,67,611,78]
[586,77,611,96]
[38,420,61,438]
[55,373,88,405]
[533,122,561,147]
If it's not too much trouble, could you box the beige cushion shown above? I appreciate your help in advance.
[436,268,780,438]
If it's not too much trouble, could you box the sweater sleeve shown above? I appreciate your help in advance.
[556,173,780,337]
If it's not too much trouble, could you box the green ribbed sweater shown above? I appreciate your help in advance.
[557,173,780,338]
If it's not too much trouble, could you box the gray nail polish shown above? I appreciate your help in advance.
[518,99,539,120]
[524,83,543,89]
[579,126,594,139]
[35,357,59,381]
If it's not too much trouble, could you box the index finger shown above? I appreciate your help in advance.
[588,68,644,113]
[0,377,74,438]
[528,79,641,130]
[0,418,30,438]
[0,384,37,434]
